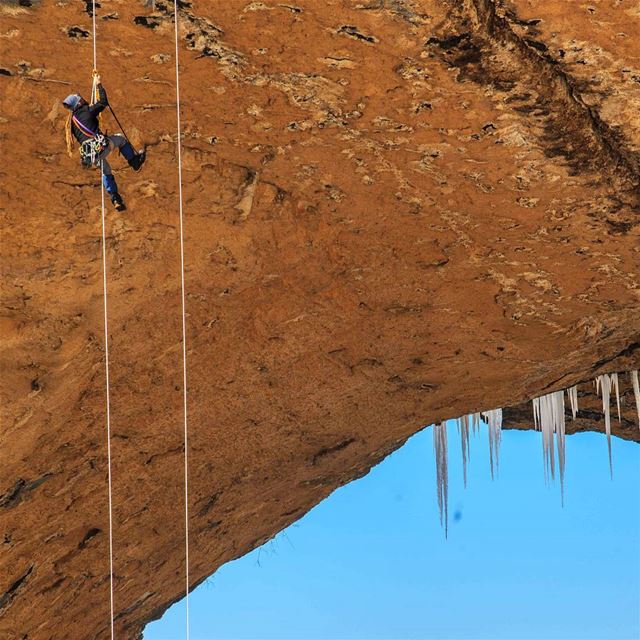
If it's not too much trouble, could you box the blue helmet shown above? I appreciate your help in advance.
[62,93,82,110]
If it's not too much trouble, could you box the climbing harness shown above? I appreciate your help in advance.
[79,135,108,167]
[75,120,108,167]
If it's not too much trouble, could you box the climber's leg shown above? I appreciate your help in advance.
[109,134,127,152]
[110,134,146,172]
[101,159,126,212]
[100,158,117,194]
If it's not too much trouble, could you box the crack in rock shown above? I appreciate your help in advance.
[0,566,34,613]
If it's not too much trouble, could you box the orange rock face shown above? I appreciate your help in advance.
[0,1,638,637]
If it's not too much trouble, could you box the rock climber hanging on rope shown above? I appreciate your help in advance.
[63,73,146,212]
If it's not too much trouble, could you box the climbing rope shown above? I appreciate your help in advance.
[173,1,191,636]
[91,0,115,638]
[88,2,189,636]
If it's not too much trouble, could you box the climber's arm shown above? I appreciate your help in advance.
[89,83,109,115]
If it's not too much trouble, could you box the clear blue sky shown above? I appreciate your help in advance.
[145,424,639,640]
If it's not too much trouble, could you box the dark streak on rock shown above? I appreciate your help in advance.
[312,438,356,465]
[78,527,101,549]
[145,445,182,465]
[426,0,640,197]
[470,0,640,190]
[337,25,377,44]
[0,480,25,508]
[82,0,100,17]
[133,15,162,29]
[40,577,65,595]
[0,474,52,510]
[197,490,222,517]
[67,26,90,38]
[0,566,34,613]
[356,0,426,25]
[202,519,222,532]
[278,4,302,13]
[592,342,640,370]
[114,591,155,621]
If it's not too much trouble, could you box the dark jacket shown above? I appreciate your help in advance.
[70,84,108,143]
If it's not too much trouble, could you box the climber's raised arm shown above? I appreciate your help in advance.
[89,80,109,116]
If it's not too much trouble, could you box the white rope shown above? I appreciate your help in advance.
[92,1,115,638]
[173,1,191,636]
[100,159,116,640]
[89,4,188,636]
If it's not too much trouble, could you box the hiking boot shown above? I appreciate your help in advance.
[111,193,126,212]
[128,149,146,172]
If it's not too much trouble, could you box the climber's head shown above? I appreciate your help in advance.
[62,94,85,111]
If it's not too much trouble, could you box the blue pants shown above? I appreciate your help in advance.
[99,134,136,195]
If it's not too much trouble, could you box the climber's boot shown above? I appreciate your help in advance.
[120,141,146,172]
[129,148,146,172]
[111,193,126,212]
[102,174,126,211]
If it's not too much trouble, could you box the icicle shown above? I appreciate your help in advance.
[433,421,448,536]
[535,393,556,484]
[481,409,502,480]
[471,412,481,435]
[612,372,621,422]
[457,416,470,487]
[631,370,640,428]
[595,374,613,475]
[532,389,568,494]
[553,390,566,502]
[566,386,578,419]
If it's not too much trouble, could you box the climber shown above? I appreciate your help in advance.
[63,76,146,212]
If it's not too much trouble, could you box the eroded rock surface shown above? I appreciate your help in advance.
[0,1,638,637]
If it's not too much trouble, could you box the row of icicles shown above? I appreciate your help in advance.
[433,370,640,536]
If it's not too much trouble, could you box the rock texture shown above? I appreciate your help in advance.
[0,0,639,638]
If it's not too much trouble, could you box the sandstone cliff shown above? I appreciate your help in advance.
[1,1,638,638]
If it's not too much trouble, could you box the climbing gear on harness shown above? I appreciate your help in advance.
[78,133,108,167]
